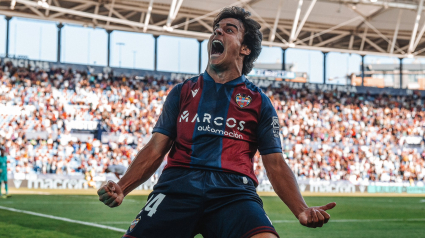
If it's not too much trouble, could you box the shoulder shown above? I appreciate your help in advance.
[182,75,201,86]
[171,75,200,93]
[186,75,200,83]
[244,78,271,106]
[243,78,263,94]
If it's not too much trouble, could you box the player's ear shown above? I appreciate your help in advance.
[240,44,251,56]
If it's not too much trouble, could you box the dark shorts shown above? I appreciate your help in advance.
[123,167,279,238]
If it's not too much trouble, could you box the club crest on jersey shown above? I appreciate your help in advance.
[129,218,140,231]
[235,93,252,108]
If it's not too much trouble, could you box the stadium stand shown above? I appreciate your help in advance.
[0,62,424,187]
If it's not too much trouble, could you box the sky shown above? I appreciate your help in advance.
[1,16,425,84]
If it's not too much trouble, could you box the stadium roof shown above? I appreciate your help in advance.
[1,0,425,58]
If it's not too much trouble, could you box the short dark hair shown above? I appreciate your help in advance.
[213,6,262,75]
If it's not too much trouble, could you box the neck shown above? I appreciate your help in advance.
[206,64,243,84]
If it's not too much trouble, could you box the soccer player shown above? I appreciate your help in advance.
[0,147,9,198]
[98,7,336,238]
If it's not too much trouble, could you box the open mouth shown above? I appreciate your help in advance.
[211,40,224,55]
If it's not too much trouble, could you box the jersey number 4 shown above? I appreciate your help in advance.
[144,193,166,217]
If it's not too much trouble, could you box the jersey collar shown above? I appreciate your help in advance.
[203,71,246,86]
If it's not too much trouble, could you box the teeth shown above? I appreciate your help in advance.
[213,40,223,46]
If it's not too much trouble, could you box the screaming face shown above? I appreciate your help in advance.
[208,18,251,73]
[211,39,225,56]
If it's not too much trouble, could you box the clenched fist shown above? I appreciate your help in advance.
[97,180,124,208]
[298,202,336,228]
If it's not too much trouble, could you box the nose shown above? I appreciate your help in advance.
[214,27,223,36]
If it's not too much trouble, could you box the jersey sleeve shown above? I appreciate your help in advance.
[256,93,282,155]
[152,83,182,140]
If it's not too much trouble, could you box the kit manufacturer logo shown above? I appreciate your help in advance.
[191,88,199,97]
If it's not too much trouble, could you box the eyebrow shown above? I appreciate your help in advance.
[214,23,239,31]
[226,23,239,30]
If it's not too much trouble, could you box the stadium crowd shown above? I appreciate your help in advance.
[1,61,424,185]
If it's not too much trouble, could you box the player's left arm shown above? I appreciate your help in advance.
[256,93,335,228]
[262,153,336,228]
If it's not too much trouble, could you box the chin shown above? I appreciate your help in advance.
[209,54,226,66]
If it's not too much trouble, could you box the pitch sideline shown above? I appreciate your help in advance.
[0,205,127,233]
[1,205,424,229]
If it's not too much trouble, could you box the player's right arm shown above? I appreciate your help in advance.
[97,133,173,208]
[98,83,183,208]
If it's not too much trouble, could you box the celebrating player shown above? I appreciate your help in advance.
[98,6,336,238]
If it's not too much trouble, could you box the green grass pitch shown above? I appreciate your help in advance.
[0,195,424,237]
